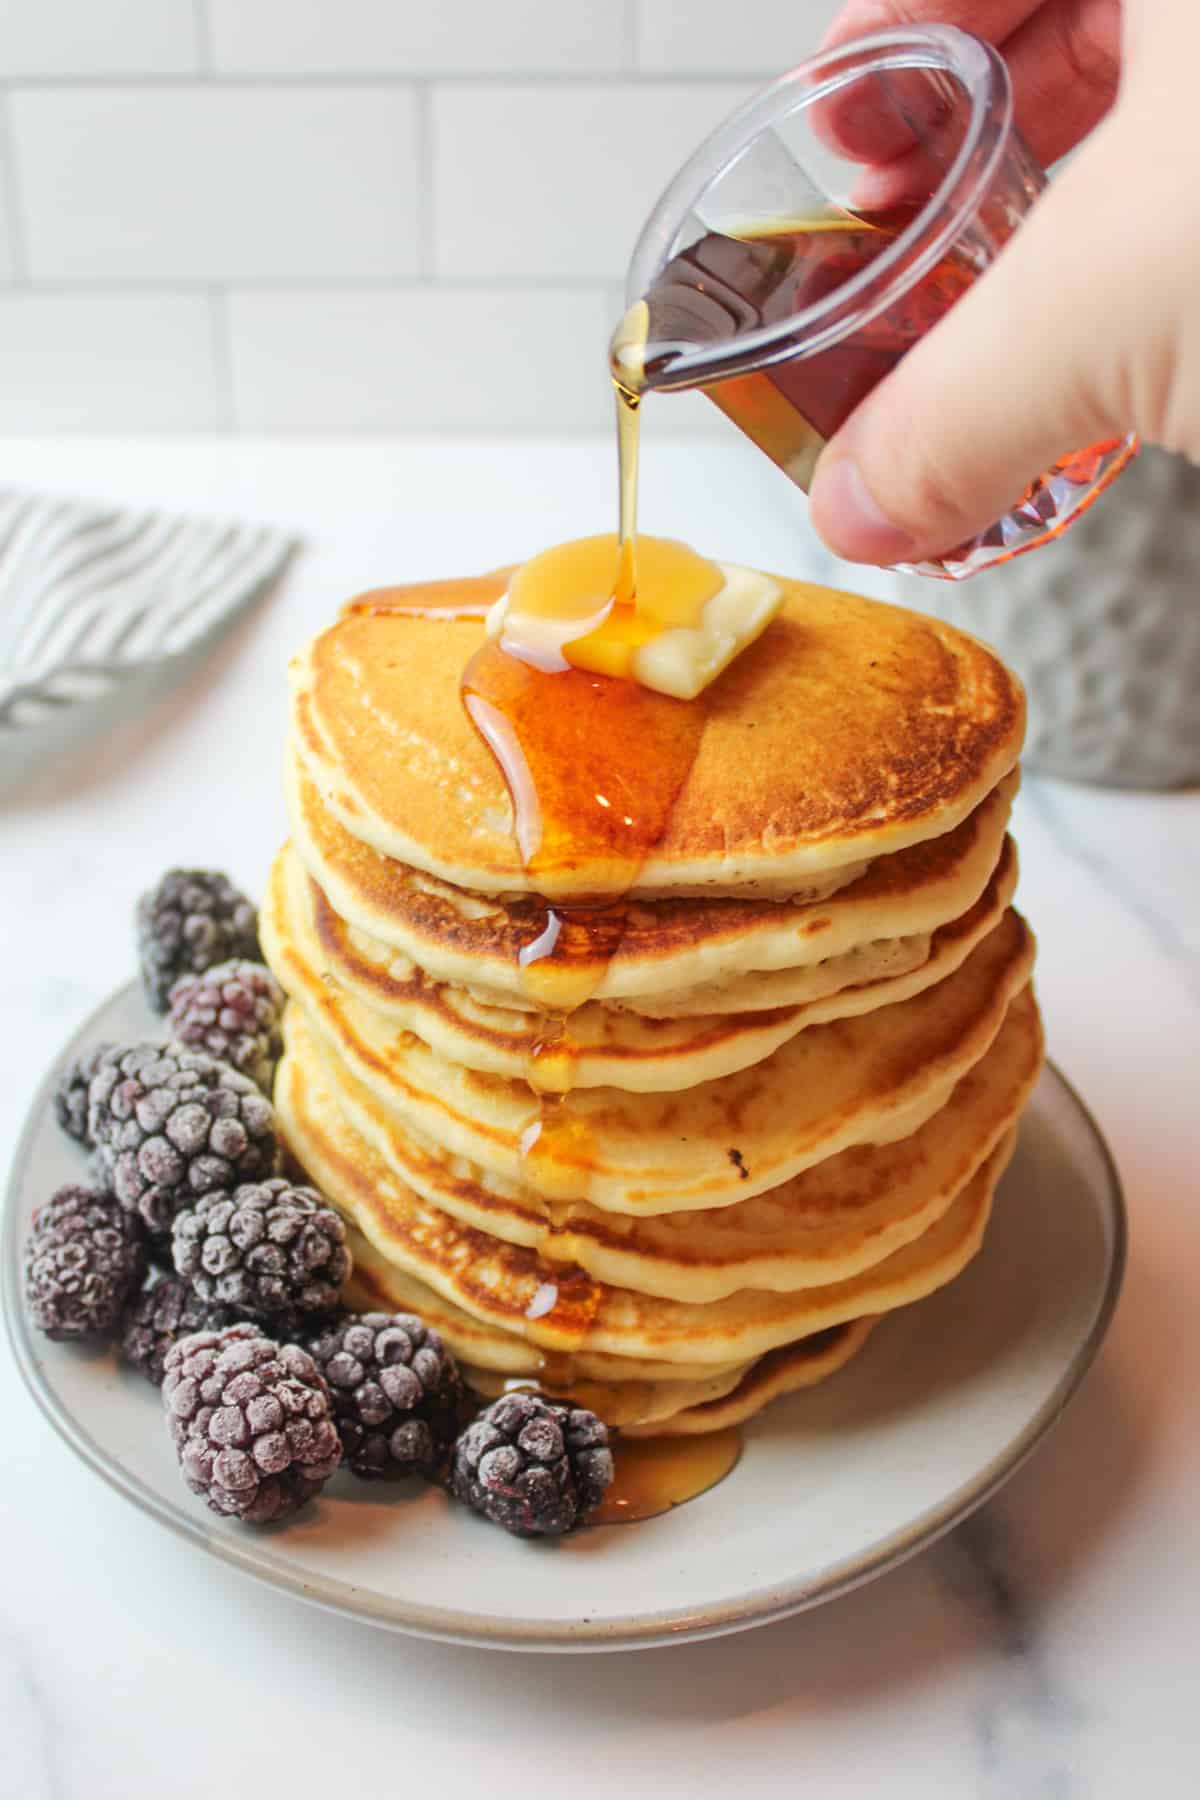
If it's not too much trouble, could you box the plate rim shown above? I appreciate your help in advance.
[3,981,1127,1653]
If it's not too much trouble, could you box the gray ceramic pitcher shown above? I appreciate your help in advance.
[884,447,1200,789]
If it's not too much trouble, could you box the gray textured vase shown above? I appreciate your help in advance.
[883,447,1200,789]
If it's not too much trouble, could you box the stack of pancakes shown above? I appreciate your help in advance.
[263,576,1042,1434]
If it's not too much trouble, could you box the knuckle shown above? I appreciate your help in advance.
[901,442,971,538]
[1055,3,1122,104]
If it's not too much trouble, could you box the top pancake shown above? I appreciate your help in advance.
[291,578,1024,900]
[285,747,1016,1009]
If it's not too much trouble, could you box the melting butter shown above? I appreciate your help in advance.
[486,533,781,700]
[630,563,782,700]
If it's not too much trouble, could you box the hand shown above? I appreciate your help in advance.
[807,1,1200,568]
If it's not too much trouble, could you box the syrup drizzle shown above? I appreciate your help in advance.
[342,569,513,620]
[611,297,648,607]
[460,648,704,906]
[460,637,704,1200]
[448,311,718,1381]
[380,353,739,1508]
[614,377,641,605]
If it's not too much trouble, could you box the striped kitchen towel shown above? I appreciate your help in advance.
[0,488,296,784]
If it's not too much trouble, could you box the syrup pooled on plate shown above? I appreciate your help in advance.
[590,1429,744,1526]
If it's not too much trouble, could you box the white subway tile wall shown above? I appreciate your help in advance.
[0,294,219,429]
[636,0,840,73]
[208,1,629,77]
[433,83,755,279]
[14,87,423,281]
[0,0,843,431]
[226,287,613,430]
[0,1,200,79]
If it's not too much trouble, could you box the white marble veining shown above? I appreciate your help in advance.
[1,437,1197,1799]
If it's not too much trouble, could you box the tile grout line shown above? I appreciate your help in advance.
[0,88,32,283]
[3,276,626,296]
[0,422,633,440]
[0,71,770,90]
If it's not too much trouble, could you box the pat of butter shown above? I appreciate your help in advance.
[487,546,782,700]
[630,563,782,700]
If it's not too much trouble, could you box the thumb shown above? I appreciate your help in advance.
[807,141,1130,567]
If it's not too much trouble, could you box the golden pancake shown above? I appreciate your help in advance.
[275,1027,1014,1367]
[291,578,1024,899]
[285,985,1041,1301]
[265,833,1017,1093]
[463,1321,877,1431]
[459,1361,750,1430]
[344,1226,747,1385]
[286,747,1016,1008]
[267,901,1034,1212]
[274,838,929,1070]
[621,1323,879,1436]
[349,1227,875,1429]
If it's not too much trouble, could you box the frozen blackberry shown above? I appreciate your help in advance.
[120,1274,240,1386]
[24,1184,146,1341]
[163,1324,342,1524]
[450,1392,613,1537]
[168,960,284,1094]
[172,1178,351,1320]
[137,868,260,1012]
[89,1043,278,1238]
[53,1042,116,1146]
[306,1311,461,1479]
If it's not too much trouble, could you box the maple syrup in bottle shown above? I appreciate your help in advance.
[612,208,1132,567]
[615,207,972,494]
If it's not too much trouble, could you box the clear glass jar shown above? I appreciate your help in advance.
[620,24,1136,579]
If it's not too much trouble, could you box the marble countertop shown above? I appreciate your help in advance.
[1,437,1197,1800]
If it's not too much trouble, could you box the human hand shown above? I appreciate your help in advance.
[807,1,1200,568]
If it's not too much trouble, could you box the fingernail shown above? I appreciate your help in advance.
[810,456,917,565]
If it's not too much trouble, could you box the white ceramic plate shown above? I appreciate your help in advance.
[4,982,1125,1653]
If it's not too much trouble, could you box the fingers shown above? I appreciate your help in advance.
[811,67,963,174]
[1000,0,1122,165]
[806,148,1127,565]
[812,6,1039,171]
[819,2,1042,53]
[818,0,1120,170]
